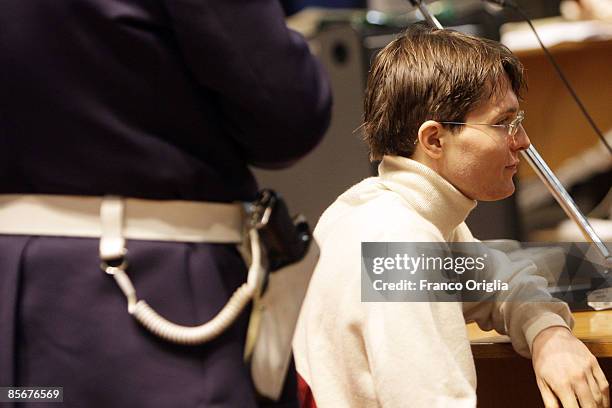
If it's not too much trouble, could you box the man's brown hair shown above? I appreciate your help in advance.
[362,23,526,160]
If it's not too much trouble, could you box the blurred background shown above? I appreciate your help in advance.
[254,0,612,243]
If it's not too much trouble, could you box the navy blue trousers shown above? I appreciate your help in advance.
[0,235,297,408]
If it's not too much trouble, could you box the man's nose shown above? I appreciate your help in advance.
[511,125,530,151]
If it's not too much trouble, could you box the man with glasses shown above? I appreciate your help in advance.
[293,23,608,408]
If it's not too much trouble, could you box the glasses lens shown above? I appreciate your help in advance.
[508,111,525,138]
[509,124,518,138]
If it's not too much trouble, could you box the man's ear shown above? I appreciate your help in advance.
[417,120,444,159]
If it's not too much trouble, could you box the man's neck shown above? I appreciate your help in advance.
[410,149,441,175]
[410,149,475,201]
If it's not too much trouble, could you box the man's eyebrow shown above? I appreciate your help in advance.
[498,107,519,115]
[493,106,519,120]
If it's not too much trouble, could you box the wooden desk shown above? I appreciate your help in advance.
[468,311,612,407]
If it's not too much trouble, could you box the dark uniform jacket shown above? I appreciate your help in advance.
[0,1,331,406]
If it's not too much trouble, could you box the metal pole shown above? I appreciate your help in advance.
[521,146,611,261]
[408,0,444,29]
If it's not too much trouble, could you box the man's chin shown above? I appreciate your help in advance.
[478,183,515,202]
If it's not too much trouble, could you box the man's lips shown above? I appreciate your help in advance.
[505,161,519,171]
[506,160,520,168]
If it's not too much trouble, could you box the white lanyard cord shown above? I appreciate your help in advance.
[100,197,265,345]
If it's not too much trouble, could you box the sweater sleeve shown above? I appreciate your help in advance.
[456,225,574,357]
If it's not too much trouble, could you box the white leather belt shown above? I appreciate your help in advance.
[0,193,269,350]
[0,194,244,244]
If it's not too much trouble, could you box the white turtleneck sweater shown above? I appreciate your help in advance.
[293,155,572,408]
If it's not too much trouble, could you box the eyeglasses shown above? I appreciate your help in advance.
[438,110,525,141]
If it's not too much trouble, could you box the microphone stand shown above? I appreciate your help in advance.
[409,0,443,29]
[407,0,611,266]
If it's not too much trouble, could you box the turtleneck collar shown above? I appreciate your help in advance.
[377,155,477,239]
